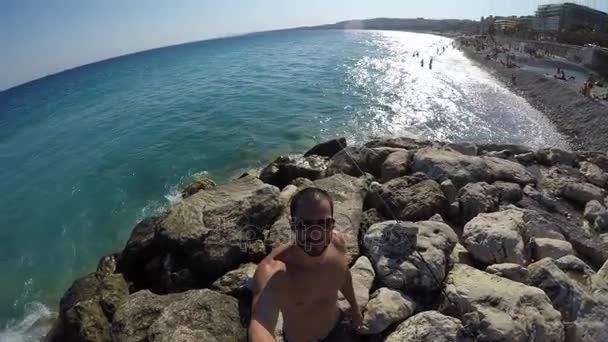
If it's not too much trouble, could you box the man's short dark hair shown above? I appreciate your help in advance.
[290,187,334,218]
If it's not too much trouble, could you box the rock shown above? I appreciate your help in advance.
[447,142,478,156]
[64,300,110,342]
[385,311,470,342]
[246,239,267,263]
[99,274,130,320]
[182,175,216,198]
[479,143,532,155]
[365,136,430,150]
[291,177,314,188]
[429,213,445,222]
[116,217,162,290]
[599,259,608,282]
[561,182,607,205]
[531,238,574,261]
[462,209,528,266]
[440,179,458,204]
[595,211,608,233]
[338,256,375,311]
[359,208,384,238]
[486,263,529,283]
[528,258,608,342]
[442,264,564,342]
[326,146,397,178]
[450,243,474,266]
[482,149,512,159]
[210,262,257,296]
[411,147,535,188]
[583,200,606,223]
[303,137,346,158]
[363,220,457,291]
[515,151,535,164]
[361,288,416,335]
[112,289,244,342]
[493,181,522,203]
[580,161,608,188]
[279,184,298,206]
[376,177,448,222]
[537,147,577,166]
[448,201,460,219]
[380,150,411,182]
[158,176,282,282]
[576,151,608,173]
[260,155,328,189]
[555,255,595,286]
[458,182,499,223]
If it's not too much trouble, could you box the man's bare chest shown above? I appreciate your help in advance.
[280,265,345,308]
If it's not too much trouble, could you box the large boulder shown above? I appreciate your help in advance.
[576,151,608,172]
[158,176,282,282]
[458,182,499,223]
[361,288,416,335]
[411,147,535,188]
[528,258,608,342]
[531,238,574,261]
[442,264,564,342]
[462,209,528,266]
[338,256,375,311]
[303,137,346,158]
[260,155,328,189]
[364,136,430,150]
[385,311,471,342]
[209,262,257,296]
[326,146,398,178]
[579,161,608,188]
[583,200,606,223]
[536,148,577,167]
[486,263,529,284]
[380,150,412,182]
[64,300,110,342]
[561,182,606,205]
[363,220,457,291]
[181,175,216,198]
[374,177,448,222]
[493,181,523,203]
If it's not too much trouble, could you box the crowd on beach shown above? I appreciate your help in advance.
[411,42,455,71]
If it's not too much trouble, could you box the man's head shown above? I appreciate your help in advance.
[290,187,335,257]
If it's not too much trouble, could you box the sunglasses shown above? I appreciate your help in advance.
[291,217,335,230]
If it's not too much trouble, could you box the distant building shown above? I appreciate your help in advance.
[535,3,608,35]
[517,16,536,32]
[494,17,519,32]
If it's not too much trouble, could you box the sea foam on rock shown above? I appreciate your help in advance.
[45,137,608,342]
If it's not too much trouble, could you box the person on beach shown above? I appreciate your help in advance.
[421,59,424,67]
[429,57,433,70]
[249,187,363,342]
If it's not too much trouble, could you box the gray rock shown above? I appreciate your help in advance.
[555,255,595,284]
[386,311,470,342]
[561,182,607,205]
[375,177,448,222]
[64,300,110,342]
[531,238,574,261]
[515,151,535,164]
[116,217,162,290]
[363,220,457,291]
[260,155,328,189]
[458,182,499,223]
[537,147,577,166]
[303,137,346,158]
[528,258,608,342]
[580,161,608,188]
[279,184,298,206]
[159,176,282,281]
[411,147,536,188]
[479,143,533,155]
[482,149,512,159]
[447,142,478,156]
[599,259,608,283]
[450,243,474,266]
[361,288,416,335]
[365,136,430,150]
[576,151,608,173]
[209,262,257,295]
[448,201,460,220]
[595,211,608,233]
[442,264,564,342]
[380,150,411,182]
[440,179,458,203]
[181,175,216,198]
[326,146,398,178]
[338,256,375,311]
[462,209,528,266]
[493,181,523,203]
[583,200,606,223]
[486,263,529,283]
[291,177,314,188]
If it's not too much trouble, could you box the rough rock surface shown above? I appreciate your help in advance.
[361,288,416,335]
[374,177,448,221]
[579,161,608,187]
[338,256,375,311]
[385,311,470,342]
[209,262,257,295]
[327,146,397,178]
[303,137,346,158]
[260,155,328,189]
[561,182,606,205]
[536,147,577,166]
[458,182,499,223]
[486,263,529,283]
[442,264,564,342]
[531,238,574,261]
[380,150,411,182]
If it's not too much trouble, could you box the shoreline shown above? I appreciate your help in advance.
[457,38,608,152]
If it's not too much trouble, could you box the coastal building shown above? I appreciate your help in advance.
[494,17,519,32]
[535,3,608,35]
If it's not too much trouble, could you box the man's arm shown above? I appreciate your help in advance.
[334,232,363,330]
[249,261,285,342]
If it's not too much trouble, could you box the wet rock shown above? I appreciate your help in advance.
[515,151,535,164]
[363,220,457,291]
[360,288,416,335]
[442,264,564,342]
[458,182,499,223]
[380,150,411,182]
[260,155,328,189]
[561,182,606,205]
[537,147,577,166]
[338,256,375,311]
[411,147,535,188]
[182,175,216,198]
[159,176,282,282]
[303,137,346,158]
[531,238,574,261]
[326,146,398,178]
[209,262,257,296]
[486,263,529,284]
[375,177,448,222]
[579,161,608,188]
[385,311,470,342]
[493,181,522,203]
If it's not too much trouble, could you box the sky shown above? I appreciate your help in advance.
[1,0,607,90]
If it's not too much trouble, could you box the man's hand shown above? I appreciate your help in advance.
[349,306,364,332]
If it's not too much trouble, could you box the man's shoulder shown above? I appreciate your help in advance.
[332,231,347,254]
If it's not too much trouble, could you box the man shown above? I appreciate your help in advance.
[249,187,363,342]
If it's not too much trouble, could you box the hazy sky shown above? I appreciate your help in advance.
[1,0,607,90]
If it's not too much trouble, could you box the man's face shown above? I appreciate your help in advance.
[291,198,334,257]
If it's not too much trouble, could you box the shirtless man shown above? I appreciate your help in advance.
[249,187,362,342]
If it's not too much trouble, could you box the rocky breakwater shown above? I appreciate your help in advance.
[45,137,608,342]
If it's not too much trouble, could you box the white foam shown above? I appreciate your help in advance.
[0,302,54,342]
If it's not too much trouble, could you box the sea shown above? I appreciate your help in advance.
[0,29,569,341]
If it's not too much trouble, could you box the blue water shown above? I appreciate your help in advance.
[0,29,568,340]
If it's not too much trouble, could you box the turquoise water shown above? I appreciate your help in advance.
[0,29,568,340]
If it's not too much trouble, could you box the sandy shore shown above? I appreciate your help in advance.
[458,38,608,151]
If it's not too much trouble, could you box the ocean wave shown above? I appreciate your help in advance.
[0,302,54,342]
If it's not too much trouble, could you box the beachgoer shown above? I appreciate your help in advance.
[511,74,516,86]
[429,57,433,70]
[421,59,424,67]
[249,188,363,342]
